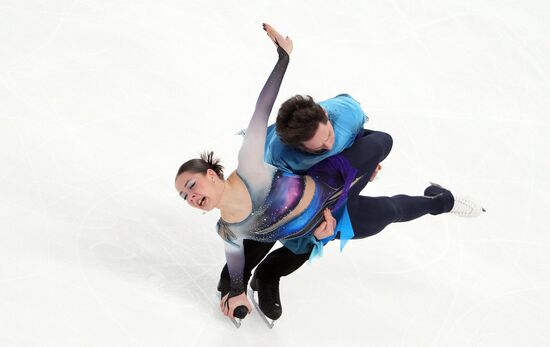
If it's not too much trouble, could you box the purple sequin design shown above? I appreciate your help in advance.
[257,171,305,229]
[306,154,357,212]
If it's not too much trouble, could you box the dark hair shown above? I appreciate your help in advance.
[175,151,224,180]
[275,95,327,148]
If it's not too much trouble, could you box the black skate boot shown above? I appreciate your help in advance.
[423,182,455,214]
[249,274,281,328]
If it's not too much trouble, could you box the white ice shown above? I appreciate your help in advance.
[1,1,550,346]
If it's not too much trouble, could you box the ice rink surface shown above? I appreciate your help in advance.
[1,0,550,346]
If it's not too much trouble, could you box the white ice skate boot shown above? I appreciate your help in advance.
[428,182,486,217]
[450,195,486,217]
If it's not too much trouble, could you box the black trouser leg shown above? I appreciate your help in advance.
[250,130,394,283]
[339,130,452,238]
[344,193,452,239]
[218,240,275,295]
[254,246,311,284]
[343,129,393,182]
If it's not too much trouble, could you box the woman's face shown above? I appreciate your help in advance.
[175,169,222,211]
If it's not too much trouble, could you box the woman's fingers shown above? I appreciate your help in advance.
[227,293,252,318]
[263,23,278,44]
[223,300,229,316]
[220,293,228,312]
[263,23,293,55]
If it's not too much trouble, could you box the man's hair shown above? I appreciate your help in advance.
[275,95,327,148]
[175,151,224,181]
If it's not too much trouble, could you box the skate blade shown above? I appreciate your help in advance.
[248,288,275,329]
[216,292,243,329]
[230,317,242,328]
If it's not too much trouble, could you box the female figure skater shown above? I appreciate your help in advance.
[174,24,484,321]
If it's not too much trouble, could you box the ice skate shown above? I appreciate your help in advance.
[427,182,486,217]
[217,278,248,328]
[248,275,282,329]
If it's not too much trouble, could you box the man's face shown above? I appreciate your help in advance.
[301,118,335,154]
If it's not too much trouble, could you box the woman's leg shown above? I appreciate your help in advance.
[254,246,310,284]
[218,240,276,296]
[250,245,311,320]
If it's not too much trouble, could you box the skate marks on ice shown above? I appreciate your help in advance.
[78,196,224,319]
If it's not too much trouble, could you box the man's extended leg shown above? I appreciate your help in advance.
[340,130,454,238]
[345,188,454,239]
[342,129,393,182]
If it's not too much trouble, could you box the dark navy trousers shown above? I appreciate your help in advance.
[219,130,452,293]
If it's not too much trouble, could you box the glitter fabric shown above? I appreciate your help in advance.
[217,45,293,296]
[217,170,343,245]
[216,45,358,296]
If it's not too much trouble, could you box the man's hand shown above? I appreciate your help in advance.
[313,208,336,240]
[369,164,381,181]
[220,292,253,318]
[263,23,293,55]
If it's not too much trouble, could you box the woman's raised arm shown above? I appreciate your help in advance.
[237,24,292,171]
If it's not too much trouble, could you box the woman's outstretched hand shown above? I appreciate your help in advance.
[263,23,293,55]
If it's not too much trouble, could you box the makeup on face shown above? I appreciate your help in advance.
[179,178,196,201]
[177,174,208,208]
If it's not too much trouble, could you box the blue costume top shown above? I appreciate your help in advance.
[263,95,368,257]
[264,94,368,174]
[218,47,366,296]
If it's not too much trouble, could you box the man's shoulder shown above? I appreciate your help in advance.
[323,94,364,125]
[269,140,300,160]
[323,94,363,117]
[265,136,299,167]
[320,93,360,108]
